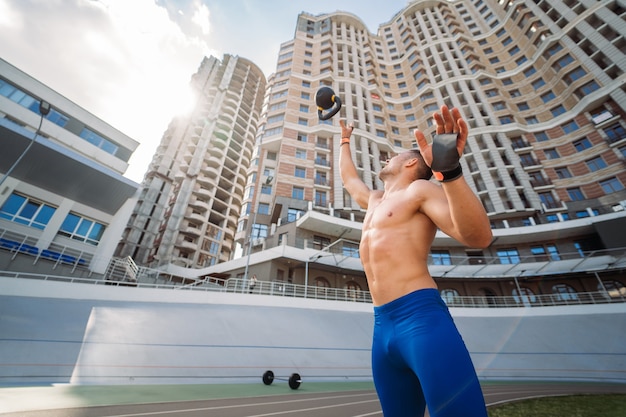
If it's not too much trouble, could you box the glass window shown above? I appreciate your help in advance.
[497,248,520,264]
[600,177,624,193]
[567,187,585,201]
[431,250,452,265]
[586,156,607,172]
[287,208,303,222]
[0,193,56,230]
[544,149,560,159]
[440,289,460,305]
[573,137,592,151]
[512,287,536,305]
[552,284,578,301]
[294,166,306,178]
[257,203,270,215]
[58,213,105,245]
[292,186,304,200]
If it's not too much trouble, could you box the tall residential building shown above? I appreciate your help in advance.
[225,0,626,297]
[0,58,140,275]
[116,55,266,269]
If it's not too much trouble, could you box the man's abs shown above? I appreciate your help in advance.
[360,225,438,306]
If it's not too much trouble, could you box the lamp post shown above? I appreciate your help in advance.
[242,207,258,293]
[0,100,50,188]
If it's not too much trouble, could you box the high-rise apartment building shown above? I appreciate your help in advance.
[227,0,625,296]
[116,55,266,269]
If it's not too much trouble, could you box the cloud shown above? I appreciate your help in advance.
[191,0,211,36]
[0,0,215,182]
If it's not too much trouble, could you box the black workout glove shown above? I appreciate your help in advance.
[431,134,463,182]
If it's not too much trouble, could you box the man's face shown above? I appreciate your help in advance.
[379,152,402,180]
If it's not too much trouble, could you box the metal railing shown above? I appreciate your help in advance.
[2,270,624,308]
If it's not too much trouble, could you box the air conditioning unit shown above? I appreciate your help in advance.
[252,238,265,247]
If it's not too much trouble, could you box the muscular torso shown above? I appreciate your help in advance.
[360,182,438,306]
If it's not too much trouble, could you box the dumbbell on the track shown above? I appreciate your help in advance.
[262,370,302,389]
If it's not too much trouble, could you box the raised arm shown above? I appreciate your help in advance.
[414,106,492,248]
[339,120,371,209]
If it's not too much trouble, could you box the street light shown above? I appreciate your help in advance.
[0,100,51,188]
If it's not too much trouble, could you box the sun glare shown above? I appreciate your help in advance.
[169,84,197,117]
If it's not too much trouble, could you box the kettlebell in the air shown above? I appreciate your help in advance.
[316,87,342,120]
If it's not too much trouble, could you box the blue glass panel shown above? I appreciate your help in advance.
[0,194,26,216]
[60,213,80,233]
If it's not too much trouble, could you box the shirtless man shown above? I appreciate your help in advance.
[339,105,492,417]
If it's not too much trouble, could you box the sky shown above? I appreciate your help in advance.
[0,0,409,183]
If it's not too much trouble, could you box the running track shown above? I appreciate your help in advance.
[1,382,625,416]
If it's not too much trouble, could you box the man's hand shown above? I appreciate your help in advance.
[414,105,468,182]
[340,119,354,140]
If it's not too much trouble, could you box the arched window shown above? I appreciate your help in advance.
[315,277,330,288]
[440,288,460,305]
[552,284,578,301]
[513,287,536,306]
[478,287,497,306]
[345,280,362,301]
[599,280,625,298]
[314,277,330,299]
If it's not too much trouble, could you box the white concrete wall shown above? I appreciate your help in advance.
[0,277,624,386]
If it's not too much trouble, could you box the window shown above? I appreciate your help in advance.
[544,149,559,159]
[0,193,56,230]
[314,190,327,207]
[342,242,360,258]
[257,203,270,215]
[251,223,268,239]
[541,91,556,103]
[554,54,574,70]
[79,128,118,156]
[552,284,578,301]
[497,248,520,264]
[551,105,566,117]
[59,213,105,245]
[531,78,545,90]
[535,132,549,142]
[440,289,460,305]
[554,167,572,179]
[261,184,272,194]
[513,287,536,305]
[287,208,303,222]
[431,250,452,265]
[292,186,304,200]
[299,104,309,113]
[603,123,626,144]
[586,156,607,172]
[562,121,579,134]
[295,149,307,159]
[294,166,306,178]
[566,67,586,82]
[532,244,560,261]
[600,177,624,193]
[539,192,559,209]
[573,137,592,151]
[567,187,585,201]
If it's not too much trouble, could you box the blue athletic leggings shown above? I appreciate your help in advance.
[372,288,487,417]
